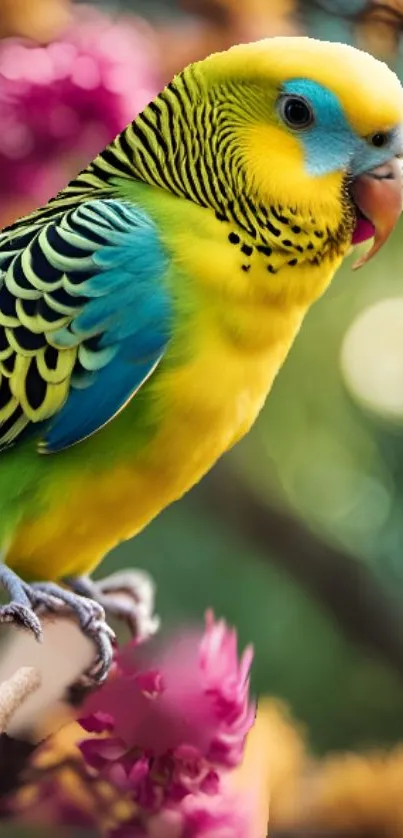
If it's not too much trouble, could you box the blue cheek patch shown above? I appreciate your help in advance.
[282,79,357,176]
[281,78,401,178]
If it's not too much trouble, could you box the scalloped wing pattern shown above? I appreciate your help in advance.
[0,199,171,452]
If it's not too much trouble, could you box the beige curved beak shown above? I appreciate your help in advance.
[351,157,403,270]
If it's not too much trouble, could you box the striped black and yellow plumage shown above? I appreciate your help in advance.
[0,53,353,453]
[6,61,350,253]
[0,200,169,450]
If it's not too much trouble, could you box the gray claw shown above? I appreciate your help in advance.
[0,566,116,688]
[76,620,115,688]
[28,581,116,688]
[0,603,43,641]
[65,569,160,643]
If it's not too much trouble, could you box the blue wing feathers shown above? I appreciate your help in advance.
[42,198,172,451]
[44,354,162,451]
[0,198,172,452]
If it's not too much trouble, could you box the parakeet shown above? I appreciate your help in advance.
[0,36,401,680]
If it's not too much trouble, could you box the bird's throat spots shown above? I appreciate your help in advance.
[228,232,240,245]
[241,244,253,257]
[222,201,336,275]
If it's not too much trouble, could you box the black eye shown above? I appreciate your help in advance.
[279,95,314,130]
[370,132,389,148]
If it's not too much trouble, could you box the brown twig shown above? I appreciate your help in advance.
[0,668,41,801]
[0,668,40,734]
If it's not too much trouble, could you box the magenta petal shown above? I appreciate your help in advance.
[180,791,252,837]
[127,756,150,788]
[106,761,130,790]
[79,736,126,770]
[135,670,165,698]
[200,770,220,795]
[78,711,115,734]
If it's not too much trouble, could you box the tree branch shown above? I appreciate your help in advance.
[0,668,40,734]
[200,462,403,681]
[0,667,41,802]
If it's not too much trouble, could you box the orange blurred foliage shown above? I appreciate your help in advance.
[0,0,72,42]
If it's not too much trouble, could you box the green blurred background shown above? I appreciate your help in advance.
[3,0,403,757]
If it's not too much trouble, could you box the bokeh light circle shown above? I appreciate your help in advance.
[341,297,403,423]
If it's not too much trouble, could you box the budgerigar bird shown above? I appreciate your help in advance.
[0,36,401,681]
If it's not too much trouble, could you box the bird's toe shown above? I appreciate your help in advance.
[65,569,159,641]
[0,602,43,641]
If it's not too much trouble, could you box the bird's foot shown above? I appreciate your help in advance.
[0,564,115,688]
[29,581,116,687]
[65,569,160,643]
[0,564,44,640]
[0,601,43,640]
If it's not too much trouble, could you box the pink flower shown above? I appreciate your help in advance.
[5,612,256,838]
[0,5,159,209]
[110,791,253,838]
[78,612,255,819]
[200,610,255,768]
[171,790,253,838]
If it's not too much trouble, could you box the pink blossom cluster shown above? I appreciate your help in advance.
[0,5,159,208]
[6,612,255,836]
[111,792,252,838]
[76,611,256,836]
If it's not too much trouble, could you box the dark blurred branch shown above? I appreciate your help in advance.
[365,1,403,28]
[0,735,36,802]
[200,461,403,681]
[303,0,403,28]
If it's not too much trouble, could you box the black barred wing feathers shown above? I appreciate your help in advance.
[0,199,171,452]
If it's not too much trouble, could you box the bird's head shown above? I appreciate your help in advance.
[189,37,403,268]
